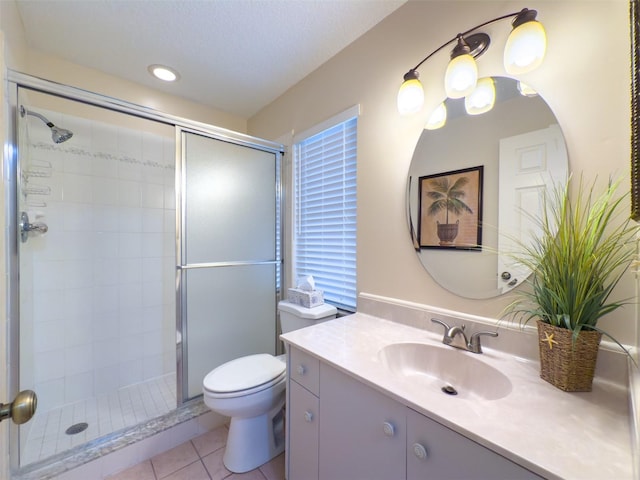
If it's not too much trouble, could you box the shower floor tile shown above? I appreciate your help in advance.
[23,372,177,465]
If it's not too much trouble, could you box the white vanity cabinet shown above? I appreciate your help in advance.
[318,362,406,480]
[287,347,321,480]
[286,346,541,480]
[406,408,541,480]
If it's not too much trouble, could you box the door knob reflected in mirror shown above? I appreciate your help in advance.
[0,390,37,424]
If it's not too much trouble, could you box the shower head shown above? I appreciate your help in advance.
[20,105,74,144]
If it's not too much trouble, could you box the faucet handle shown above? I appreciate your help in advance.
[431,318,450,334]
[469,331,498,353]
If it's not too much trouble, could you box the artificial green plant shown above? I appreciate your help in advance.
[504,174,639,350]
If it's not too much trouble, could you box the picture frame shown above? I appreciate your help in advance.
[418,165,483,250]
[631,0,640,220]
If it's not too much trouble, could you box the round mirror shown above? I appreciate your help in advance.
[407,76,568,299]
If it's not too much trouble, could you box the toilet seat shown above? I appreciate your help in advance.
[203,354,286,398]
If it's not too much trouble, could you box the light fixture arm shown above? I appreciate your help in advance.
[407,8,535,73]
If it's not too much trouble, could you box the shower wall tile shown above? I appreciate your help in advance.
[34,320,65,352]
[164,185,175,209]
[143,282,163,307]
[63,260,93,288]
[37,378,65,412]
[142,183,164,208]
[63,287,93,317]
[92,155,118,178]
[142,258,163,282]
[119,207,143,232]
[143,209,164,233]
[64,316,93,348]
[94,286,118,314]
[34,290,65,322]
[95,365,120,395]
[27,112,176,414]
[65,372,93,403]
[62,232,94,260]
[142,233,163,258]
[94,205,120,231]
[94,339,120,368]
[64,203,94,231]
[93,314,119,341]
[119,180,142,207]
[63,173,93,203]
[65,345,93,374]
[92,177,119,205]
[118,160,142,182]
[93,123,118,152]
[35,350,66,383]
[119,258,143,284]
[33,260,65,291]
[65,154,93,176]
[94,232,119,258]
[119,233,143,258]
[120,360,144,386]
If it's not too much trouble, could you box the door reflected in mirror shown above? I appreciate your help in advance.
[407,76,568,299]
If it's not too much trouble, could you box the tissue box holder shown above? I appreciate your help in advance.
[287,288,324,308]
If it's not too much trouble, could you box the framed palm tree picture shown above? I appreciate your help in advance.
[418,166,483,250]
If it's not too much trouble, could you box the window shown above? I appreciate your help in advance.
[293,108,358,311]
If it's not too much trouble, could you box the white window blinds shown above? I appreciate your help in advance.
[294,114,357,311]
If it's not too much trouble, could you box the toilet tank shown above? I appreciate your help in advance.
[278,300,337,334]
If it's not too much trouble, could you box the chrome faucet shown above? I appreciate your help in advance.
[431,318,498,354]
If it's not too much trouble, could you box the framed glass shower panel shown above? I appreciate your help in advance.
[183,132,276,263]
[180,131,280,400]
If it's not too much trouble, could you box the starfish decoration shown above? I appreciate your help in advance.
[543,331,558,349]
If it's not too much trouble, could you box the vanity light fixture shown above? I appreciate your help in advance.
[148,64,180,82]
[444,35,479,99]
[465,77,496,115]
[425,102,447,130]
[397,7,546,115]
[517,80,538,97]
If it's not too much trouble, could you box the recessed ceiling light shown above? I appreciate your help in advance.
[148,64,180,82]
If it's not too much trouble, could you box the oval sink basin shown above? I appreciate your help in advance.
[378,342,512,401]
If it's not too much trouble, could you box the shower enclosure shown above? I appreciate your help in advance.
[6,74,282,473]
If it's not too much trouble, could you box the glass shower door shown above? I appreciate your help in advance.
[15,88,177,466]
[179,131,280,400]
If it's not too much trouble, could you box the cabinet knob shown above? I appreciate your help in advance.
[382,421,395,437]
[296,365,306,376]
[304,411,314,423]
[412,442,428,460]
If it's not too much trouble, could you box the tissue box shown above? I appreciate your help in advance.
[287,288,324,308]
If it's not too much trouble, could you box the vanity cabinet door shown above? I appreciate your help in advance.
[288,380,319,480]
[319,364,406,480]
[406,408,542,480]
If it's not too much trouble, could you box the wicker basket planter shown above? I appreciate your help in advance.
[536,320,602,392]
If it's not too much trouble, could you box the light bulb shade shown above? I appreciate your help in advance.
[504,20,547,74]
[425,102,447,130]
[397,73,425,114]
[465,77,495,115]
[444,53,478,99]
[517,80,538,97]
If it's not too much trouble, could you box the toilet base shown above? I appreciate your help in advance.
[223,399,286,473]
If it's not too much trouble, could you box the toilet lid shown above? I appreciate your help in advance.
[203,354,286,394]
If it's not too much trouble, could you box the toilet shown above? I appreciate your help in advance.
[202,300,337,473]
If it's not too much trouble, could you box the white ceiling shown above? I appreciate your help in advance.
[15,0,407,118]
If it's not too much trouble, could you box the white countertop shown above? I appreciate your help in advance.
[281,313,634,480]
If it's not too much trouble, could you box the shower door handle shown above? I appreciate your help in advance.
[20,211,48,243]
[0,390,37,424]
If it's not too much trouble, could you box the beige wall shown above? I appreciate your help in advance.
[249,1,637,348]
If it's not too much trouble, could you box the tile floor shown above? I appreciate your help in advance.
[106,424,285,480]
[24,373,176,464]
